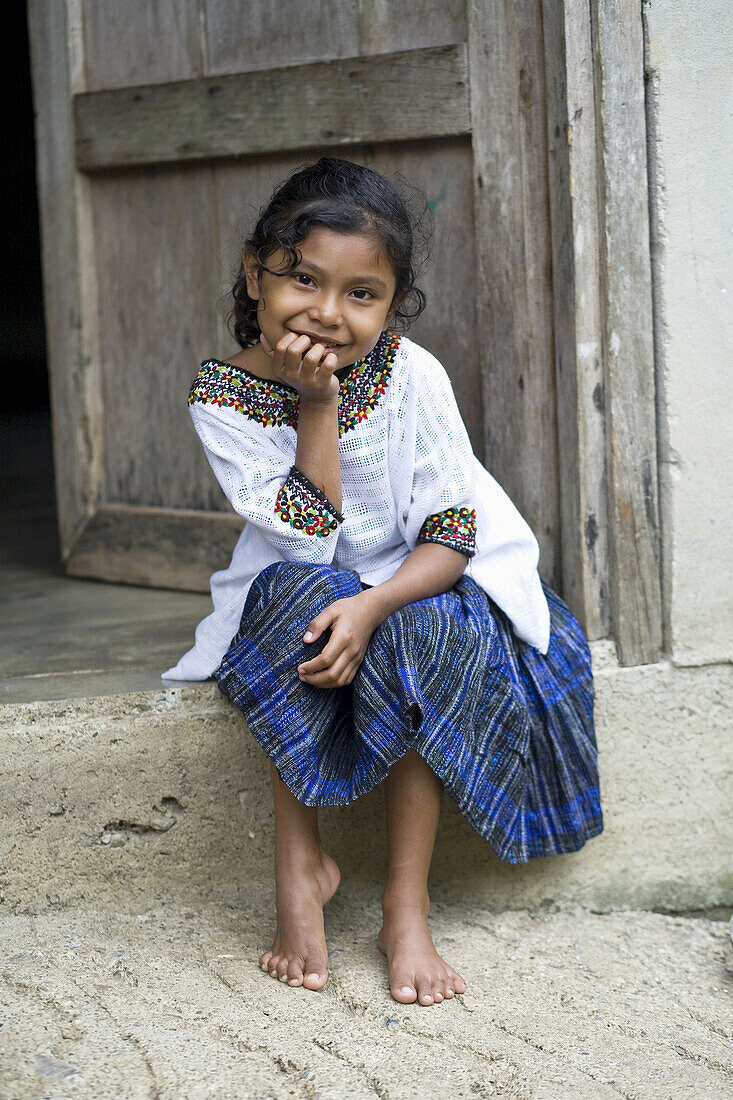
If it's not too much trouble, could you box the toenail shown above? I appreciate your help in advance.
[279,974,288,982]
[400,986,414,994]
[306,973,320,982]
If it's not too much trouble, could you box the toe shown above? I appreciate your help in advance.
[302,955,328,990]
[259,950,273,971]
[453,973,467,994]
[417,978,434,1005]
[287,958,305,986]
[432,980,445,1002]
[391,981,417,1003]
[276,957,290,982]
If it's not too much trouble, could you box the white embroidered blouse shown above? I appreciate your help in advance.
[161,330,550,681]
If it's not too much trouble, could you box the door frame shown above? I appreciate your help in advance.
[28,0,661,665]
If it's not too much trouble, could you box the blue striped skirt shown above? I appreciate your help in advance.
[214,561,603,864]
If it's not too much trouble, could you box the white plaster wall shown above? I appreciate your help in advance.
[643,0,733,664]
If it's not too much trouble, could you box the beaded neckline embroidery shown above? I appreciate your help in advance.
[188,330,401,437]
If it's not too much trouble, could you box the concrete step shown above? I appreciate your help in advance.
[3,652,732,916]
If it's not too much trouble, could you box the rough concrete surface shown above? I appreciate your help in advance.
[1,901,731,1099]
[3,656,731,918]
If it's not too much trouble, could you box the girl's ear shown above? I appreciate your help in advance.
[386,290,407,324]
[242,247,261,300]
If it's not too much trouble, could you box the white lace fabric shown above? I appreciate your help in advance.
[161,332,550,681]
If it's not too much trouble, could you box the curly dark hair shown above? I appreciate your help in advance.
[228,156,433,349]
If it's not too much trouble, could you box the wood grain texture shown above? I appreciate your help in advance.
[89,164,223,512]
[204,0,360,75]
[541,0,611,640]
[73,44,470,170]
[356,0,466,55]
[590,0,662,664]
[467,1,560,589]
[27,0,100,561]
[66,505,243,591]
[81,0,203,90]
[203,0,464,76]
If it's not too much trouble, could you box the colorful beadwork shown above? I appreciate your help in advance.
[274,465,345,537]
[417,506,477,556]
[188,330,401,437]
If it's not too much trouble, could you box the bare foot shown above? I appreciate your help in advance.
[378,893,467,1005]
[259,848,340,991]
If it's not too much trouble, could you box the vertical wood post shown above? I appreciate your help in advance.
[467,0,562,591]
[542,0,611,642]
[27,0,104,562]
[589,0,662,664]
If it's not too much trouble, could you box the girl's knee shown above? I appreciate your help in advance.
[252,560,362,603]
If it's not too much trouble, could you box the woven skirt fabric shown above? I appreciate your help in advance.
[214,561,604,864]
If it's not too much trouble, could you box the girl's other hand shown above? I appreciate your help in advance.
[297,593,382,688]
[260,331,340,403]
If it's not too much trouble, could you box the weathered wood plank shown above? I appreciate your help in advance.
[204,0,464,78]
[541,0,611,639]
[466,1,560,589]
[27,0,100,562]
[73,44,470,170]
[204,0,360,75]
[81,0,202,90]
[90,164,222,512]
[66,505,243,591]
[356,0,466,55]
[589,0,662,664]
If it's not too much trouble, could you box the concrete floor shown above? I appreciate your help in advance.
[1,409,210,703]
[2,901,732,1099]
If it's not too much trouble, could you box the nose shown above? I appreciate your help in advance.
[308,288,342,328]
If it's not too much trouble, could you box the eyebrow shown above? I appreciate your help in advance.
[295,260,388,292]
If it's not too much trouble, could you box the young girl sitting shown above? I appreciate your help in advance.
[162,156,603,1007]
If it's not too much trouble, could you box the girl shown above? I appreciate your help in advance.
[162,157,603,1007]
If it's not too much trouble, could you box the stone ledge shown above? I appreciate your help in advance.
[2,660,731,916]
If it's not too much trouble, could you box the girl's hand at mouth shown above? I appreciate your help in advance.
[297,593,382,688]
[260,331,341,403]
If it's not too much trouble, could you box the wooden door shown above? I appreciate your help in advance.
[28,0,662,665]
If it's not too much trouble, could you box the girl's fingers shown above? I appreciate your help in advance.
[303,607,336,644]
[272,332,309,374]
[300,655,354,687]
[299,645,341,674]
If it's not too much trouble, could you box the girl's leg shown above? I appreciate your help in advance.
[259,760,341,991]
[378,749,467,1005]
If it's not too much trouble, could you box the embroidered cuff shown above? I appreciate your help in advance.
[274,465,345,537]
[417,506,477,556]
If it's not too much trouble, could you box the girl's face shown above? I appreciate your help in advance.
[244,226,400,368]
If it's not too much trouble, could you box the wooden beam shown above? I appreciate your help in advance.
[27,0,104,560]
[467,1,562,591]
[589,0,662,664]
[66,505,243,592]
[542,0,611,642]
[74,44,470,171]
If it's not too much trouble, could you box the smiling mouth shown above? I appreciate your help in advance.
[292,331,346,347]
